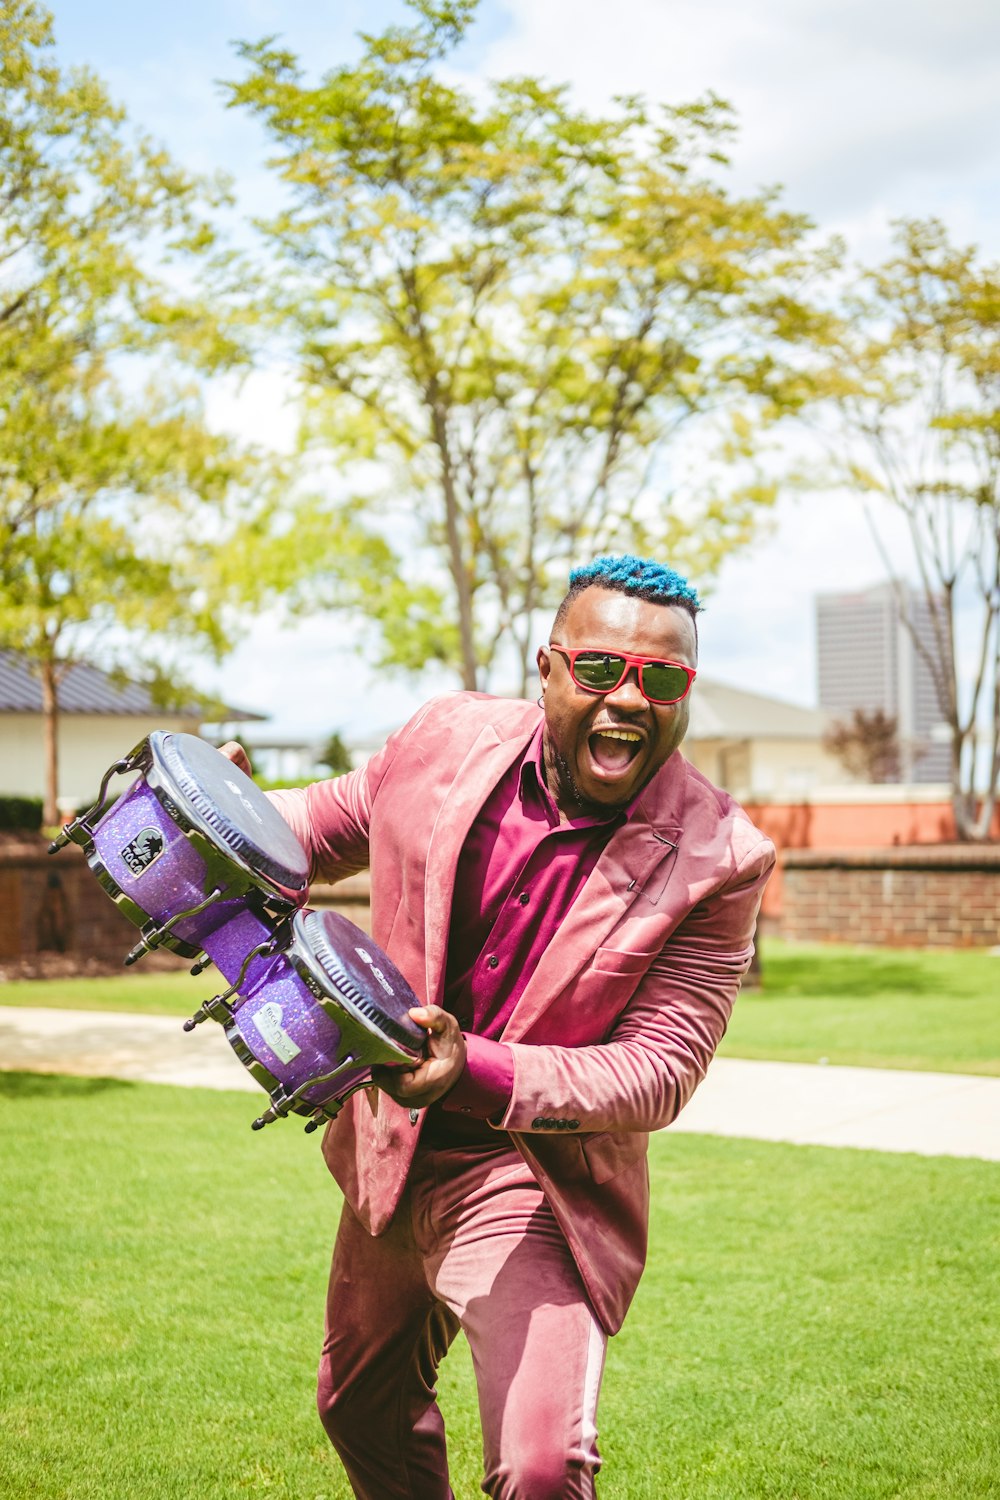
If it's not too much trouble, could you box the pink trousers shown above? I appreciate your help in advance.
[316,1142,607,1499]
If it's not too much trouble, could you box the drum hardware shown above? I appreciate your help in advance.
[246,1055,378,1134]
[221,1022,359,1130]
[124,886,226,966]
[183,922,294,1032]
[48,745,145,855]
[248,1057,360,1132]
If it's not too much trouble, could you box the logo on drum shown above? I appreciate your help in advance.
[355,946,394,996]
[120,827,166,877]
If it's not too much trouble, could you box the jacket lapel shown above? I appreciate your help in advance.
[422,720,536,1007]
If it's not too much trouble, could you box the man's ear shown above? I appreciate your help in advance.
[536,644,551,695]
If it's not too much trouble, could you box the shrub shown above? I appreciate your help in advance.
[0,795,44,831]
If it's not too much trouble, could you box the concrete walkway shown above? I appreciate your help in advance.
[1,1005,998,1162]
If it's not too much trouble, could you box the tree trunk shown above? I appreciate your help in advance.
[40,657,60,828]
[430,406,478,690]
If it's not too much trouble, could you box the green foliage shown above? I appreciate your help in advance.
[317,729,352,776]
[0,2,263,822]
[222,0,820,691]
[0,794,43,831]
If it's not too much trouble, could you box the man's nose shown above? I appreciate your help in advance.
[603,668,648,710]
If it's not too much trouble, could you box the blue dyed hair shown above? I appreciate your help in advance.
[553,554,701,635]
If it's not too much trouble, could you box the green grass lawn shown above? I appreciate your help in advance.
[3,940,998,1076]
[720,942,1000,1076]
[0,968,198,1014]
[1,1074,997,1499]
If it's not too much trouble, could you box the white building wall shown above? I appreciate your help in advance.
[685,737,858,800]
[0,713,198,810]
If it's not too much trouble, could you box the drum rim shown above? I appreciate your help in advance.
[288,910,425,1059]
[143,731,309,908]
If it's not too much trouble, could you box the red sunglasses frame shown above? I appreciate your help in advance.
[549,643,697,705]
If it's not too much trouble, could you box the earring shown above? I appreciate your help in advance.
[537,693,544,708]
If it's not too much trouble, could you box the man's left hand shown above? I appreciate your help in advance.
[370,1004,467,1108]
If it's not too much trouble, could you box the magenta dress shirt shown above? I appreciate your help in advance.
[425,725,634,1143]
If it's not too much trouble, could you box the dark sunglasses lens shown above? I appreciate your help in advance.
[571,653,626,690]
[640,663,691,701]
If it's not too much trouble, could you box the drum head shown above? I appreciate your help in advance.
[147,732,310,901]
[293,910,425,1056]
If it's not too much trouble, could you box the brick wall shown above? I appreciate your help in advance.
[781,845,1000,947]
[742,792,1000,922]
[0,835,374,978]
[0,836,183,975]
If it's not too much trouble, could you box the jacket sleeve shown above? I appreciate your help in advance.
[496,836,775,1136]
[265,699,439,883]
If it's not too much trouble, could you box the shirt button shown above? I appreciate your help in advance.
[486,954,499,969]
[518,891,530,906]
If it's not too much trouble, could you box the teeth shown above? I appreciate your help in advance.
[595,729,641,742]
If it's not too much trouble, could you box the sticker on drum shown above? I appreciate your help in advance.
[248,1000,302,1064]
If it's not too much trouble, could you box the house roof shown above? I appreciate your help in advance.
[0,651,265,722]
[688,678,833,741]
[343,678,834,761]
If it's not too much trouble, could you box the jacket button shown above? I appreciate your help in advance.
[532,1116,544,1130]
[568,1120,580,1130]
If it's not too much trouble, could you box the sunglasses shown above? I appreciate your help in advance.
[549,644,696,705]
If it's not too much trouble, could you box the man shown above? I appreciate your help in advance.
[225,553,774,1499]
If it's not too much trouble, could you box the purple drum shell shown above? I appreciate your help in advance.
[91,776,247,948]
[226,947,370,1107]
[199,908,421,1115]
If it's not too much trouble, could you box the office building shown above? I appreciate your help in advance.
[815,581,950,783]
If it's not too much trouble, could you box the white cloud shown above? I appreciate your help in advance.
[478,0,1000,256]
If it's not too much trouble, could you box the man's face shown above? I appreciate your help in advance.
[537,587,697,814]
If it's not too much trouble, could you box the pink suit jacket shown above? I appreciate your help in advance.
[271,692,775,1334]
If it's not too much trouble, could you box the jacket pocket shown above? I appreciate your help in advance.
[582,1130,649,1184]
[590,947,658,977]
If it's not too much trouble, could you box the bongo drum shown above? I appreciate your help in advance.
[49,731,310,966]
[185,907,427,1131]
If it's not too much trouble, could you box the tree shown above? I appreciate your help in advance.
[318,731,353,777]
[786,220,1000,840]
[0,364,257,823]
[0,2,251,824]
[222,0,820,693]
[822,709,902,785]
[0,2,233,398]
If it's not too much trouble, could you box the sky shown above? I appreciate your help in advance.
[46,0,1000,744]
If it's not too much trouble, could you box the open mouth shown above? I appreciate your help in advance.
[588,727,644,777]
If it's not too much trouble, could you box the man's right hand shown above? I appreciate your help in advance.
[219,741,253,778]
